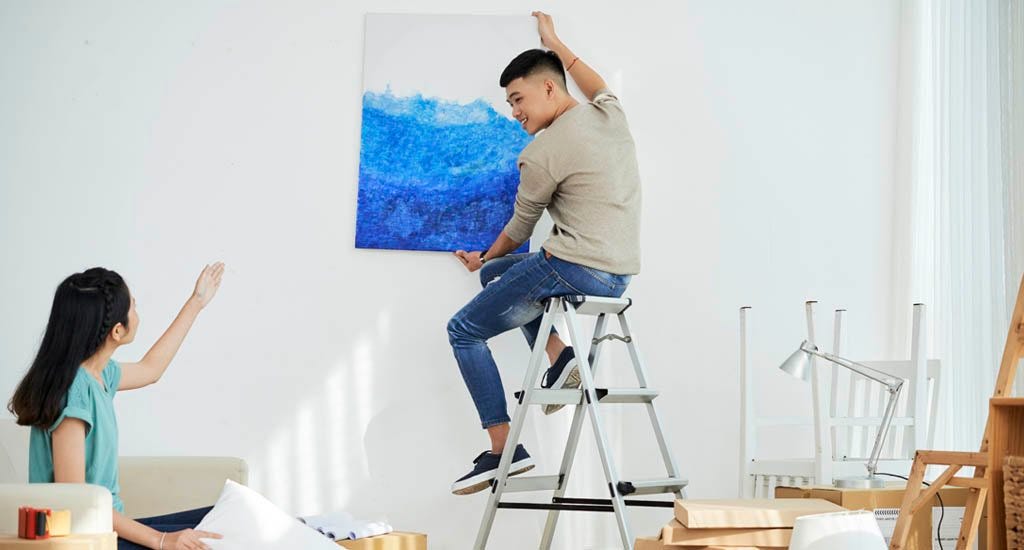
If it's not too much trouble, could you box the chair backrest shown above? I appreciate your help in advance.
[739,302,942,496]
[119,457,248,518]
[825,305,940,472]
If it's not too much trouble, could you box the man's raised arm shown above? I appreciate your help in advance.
[533,11,608,101]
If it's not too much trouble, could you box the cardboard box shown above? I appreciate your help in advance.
[634,536,664,550]
[635,537,778,550]
[674,498,844,528]
[775,484,987,550]
[661,519,790,547]
[336,532,426,550]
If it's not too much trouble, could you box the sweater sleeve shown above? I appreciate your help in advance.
[503,159,558,244]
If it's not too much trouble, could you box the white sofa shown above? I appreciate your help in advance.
[0,419,247,535]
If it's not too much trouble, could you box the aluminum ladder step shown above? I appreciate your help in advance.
[513,388,658,405]
[563,295,633,315]
[617,477,689,496]
[595,388,658,403]
[498,475,563,493]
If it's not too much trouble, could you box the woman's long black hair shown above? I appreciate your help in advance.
[9,268,130,429]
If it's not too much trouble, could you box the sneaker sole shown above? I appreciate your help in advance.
[450,458,536,495]
[543,363,581,415]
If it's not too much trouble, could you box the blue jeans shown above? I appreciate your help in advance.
[447,251,631,428]
[117,507,213,550]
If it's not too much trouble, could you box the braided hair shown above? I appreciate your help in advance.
[93,277,116,353]
[9,268,131,429]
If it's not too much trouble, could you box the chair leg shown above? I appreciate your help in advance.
[889,452,927,550]
[957,484,987,550]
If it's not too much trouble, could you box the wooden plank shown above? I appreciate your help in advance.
[909,464,961,514]
[990,273,1024,402]
[889,453,927,550]
[961,487,988,550]
[944,477,989,489]
[914,450,988,466]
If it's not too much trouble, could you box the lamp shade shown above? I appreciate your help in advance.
[789,510,886,550]
[778,341,813,382]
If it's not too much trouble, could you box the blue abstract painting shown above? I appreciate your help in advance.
[356,90,532,252]
[356,14,538,253]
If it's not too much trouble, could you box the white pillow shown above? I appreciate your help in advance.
[194,480,338,550]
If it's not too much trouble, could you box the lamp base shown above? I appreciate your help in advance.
[833,476,886,489]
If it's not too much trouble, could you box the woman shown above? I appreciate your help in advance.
[9,264,225,550]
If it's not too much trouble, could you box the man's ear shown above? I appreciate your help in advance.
[544,78,556,97]
[110,322,127,343]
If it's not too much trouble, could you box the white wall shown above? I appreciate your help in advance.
[0,1,903,548]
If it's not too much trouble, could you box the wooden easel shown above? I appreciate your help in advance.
[890,272,1024,550]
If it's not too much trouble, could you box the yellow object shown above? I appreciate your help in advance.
[47,509,71,537]
[336,532,427,550]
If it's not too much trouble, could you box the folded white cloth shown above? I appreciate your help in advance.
[298,512,394,541]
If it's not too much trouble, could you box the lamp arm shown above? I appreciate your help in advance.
[804,348,902,389]
[800,344,906,479]
[865,380,904,476]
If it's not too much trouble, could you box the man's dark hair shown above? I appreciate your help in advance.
[499,49,566,89]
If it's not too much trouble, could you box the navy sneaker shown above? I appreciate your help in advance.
[450,444,535,495]
[541,347,580,415]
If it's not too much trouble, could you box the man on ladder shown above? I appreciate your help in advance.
[449,11,643,496]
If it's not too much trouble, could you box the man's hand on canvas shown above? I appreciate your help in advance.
[454,250,485,273]
[532,11,561,49]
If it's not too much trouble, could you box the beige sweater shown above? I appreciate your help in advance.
[503,89,642,275]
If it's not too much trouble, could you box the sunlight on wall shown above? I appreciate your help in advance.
[248,310,390,516]
[293,403,321,512]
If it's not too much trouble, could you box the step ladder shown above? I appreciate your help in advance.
[474,295,687,549]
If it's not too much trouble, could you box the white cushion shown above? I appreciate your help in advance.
[195,480,336,549]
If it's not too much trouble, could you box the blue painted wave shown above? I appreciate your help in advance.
[356,89,532,252]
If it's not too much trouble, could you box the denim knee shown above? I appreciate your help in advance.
[447,314,480,346]
[446,315,462,344]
